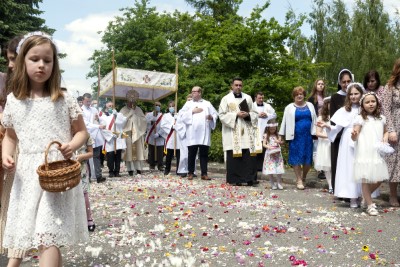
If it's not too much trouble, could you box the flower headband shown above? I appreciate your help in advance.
[16,31,55,54]
[346,82,365,93]
[266,123,278,127]
[359,91,377,105]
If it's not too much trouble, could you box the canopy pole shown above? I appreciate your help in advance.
[97,64,101,109]
[173,58,178,157]
[112,47,117,154]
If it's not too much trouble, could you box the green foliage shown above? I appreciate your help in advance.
[308,0,400,90]
[0,0,54,71]
[208,126,224,162]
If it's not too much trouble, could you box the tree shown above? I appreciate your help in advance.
[185,0,242,22]
[308,0,400,90]
[0,0,53,45]
[0,0,54,70]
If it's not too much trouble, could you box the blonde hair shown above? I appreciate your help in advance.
[10,34,63,101]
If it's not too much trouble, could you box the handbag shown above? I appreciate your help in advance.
[375,142,395,157]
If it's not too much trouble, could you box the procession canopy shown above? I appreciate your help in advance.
[99,67,177,102]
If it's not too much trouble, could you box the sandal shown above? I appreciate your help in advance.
[296,181,304,190]
[367,204,378,216]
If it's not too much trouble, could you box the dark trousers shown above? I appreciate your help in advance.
[100,151,105,167]
[93,146,103,179]
[330,132,342,193]
[165,148,180,174]
[148,144,164,168]
[226,149,257,184]
[188,145,209,176]
[106,149,122,174]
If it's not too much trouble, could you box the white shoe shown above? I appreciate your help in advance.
[350,198,358,208]
[271,183,278,190]
[367,204,378,216]
[277,183,283,190]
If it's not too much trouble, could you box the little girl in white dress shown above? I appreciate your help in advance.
[262,120,285,189]
[351,92,389,216]
[314,97,333,193]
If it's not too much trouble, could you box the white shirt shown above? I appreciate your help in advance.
[160,112,179,149]
[82,105,104,148]
[145,112,165,146]
[99,112,127,152]
[180,99,218,146]
[252,101,276,139]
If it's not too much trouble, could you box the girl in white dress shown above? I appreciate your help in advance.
[318,83,364,208]
[1,32,88,266]
[351,92,389,216]
[262,119,285,189]
[314,97,333,193]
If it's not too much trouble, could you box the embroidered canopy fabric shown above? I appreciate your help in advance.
[99,67,177,102]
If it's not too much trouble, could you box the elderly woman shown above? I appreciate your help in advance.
[382,58,400,207]
[279,86,317,190]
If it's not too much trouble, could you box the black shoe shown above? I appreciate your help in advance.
[253,180,260,185]
[158,166,164,172]
[318,171,326,179]
[193,174,197,178]
[114,173,121,177]
[235,183,243,186]
[128,171,134,176]
[137,170,141,174]
[179,173,187,178]
[164,171,170,175]
[97,177,106,183]
[109,172,114,178]
[88,220,96,232]
[247,181,254,186]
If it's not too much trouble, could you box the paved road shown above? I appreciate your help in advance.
[1,164,399,266]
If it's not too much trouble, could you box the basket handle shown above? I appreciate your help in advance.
[44,141,62,171]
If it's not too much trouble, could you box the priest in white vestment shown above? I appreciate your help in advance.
[180,86,218,180]
[219,78,262,186]
[120,90,147,176]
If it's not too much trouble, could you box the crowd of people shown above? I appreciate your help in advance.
[0,31,399,266]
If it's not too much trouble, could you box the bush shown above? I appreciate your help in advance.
[209,128,224,163]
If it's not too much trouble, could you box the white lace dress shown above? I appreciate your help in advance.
[1,93,89,250]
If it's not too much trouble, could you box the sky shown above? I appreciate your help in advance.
[38,0,400,97]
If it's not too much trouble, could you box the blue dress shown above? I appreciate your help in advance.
[288,105,313,165]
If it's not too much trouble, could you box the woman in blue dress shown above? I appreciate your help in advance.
[279,86,317,189]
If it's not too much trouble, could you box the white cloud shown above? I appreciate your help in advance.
[55,12,118,96]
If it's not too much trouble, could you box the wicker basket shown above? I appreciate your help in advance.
[37,141,81,192]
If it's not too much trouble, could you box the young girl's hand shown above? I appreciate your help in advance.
[351,129,358,141]
[2,155,15,172]
[75,155,83,162]
[58,143,74,159]
[316,121,328,128]
[388,132,398,145]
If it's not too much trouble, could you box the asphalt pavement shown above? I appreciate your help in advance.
[1,162,399,266]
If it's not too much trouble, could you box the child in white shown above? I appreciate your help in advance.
[76,136,96,231]
[318,83,363,208]
[351,92,389,216]
[315,97,333,193]
[262,119,285,189]
[1,32,88,265]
